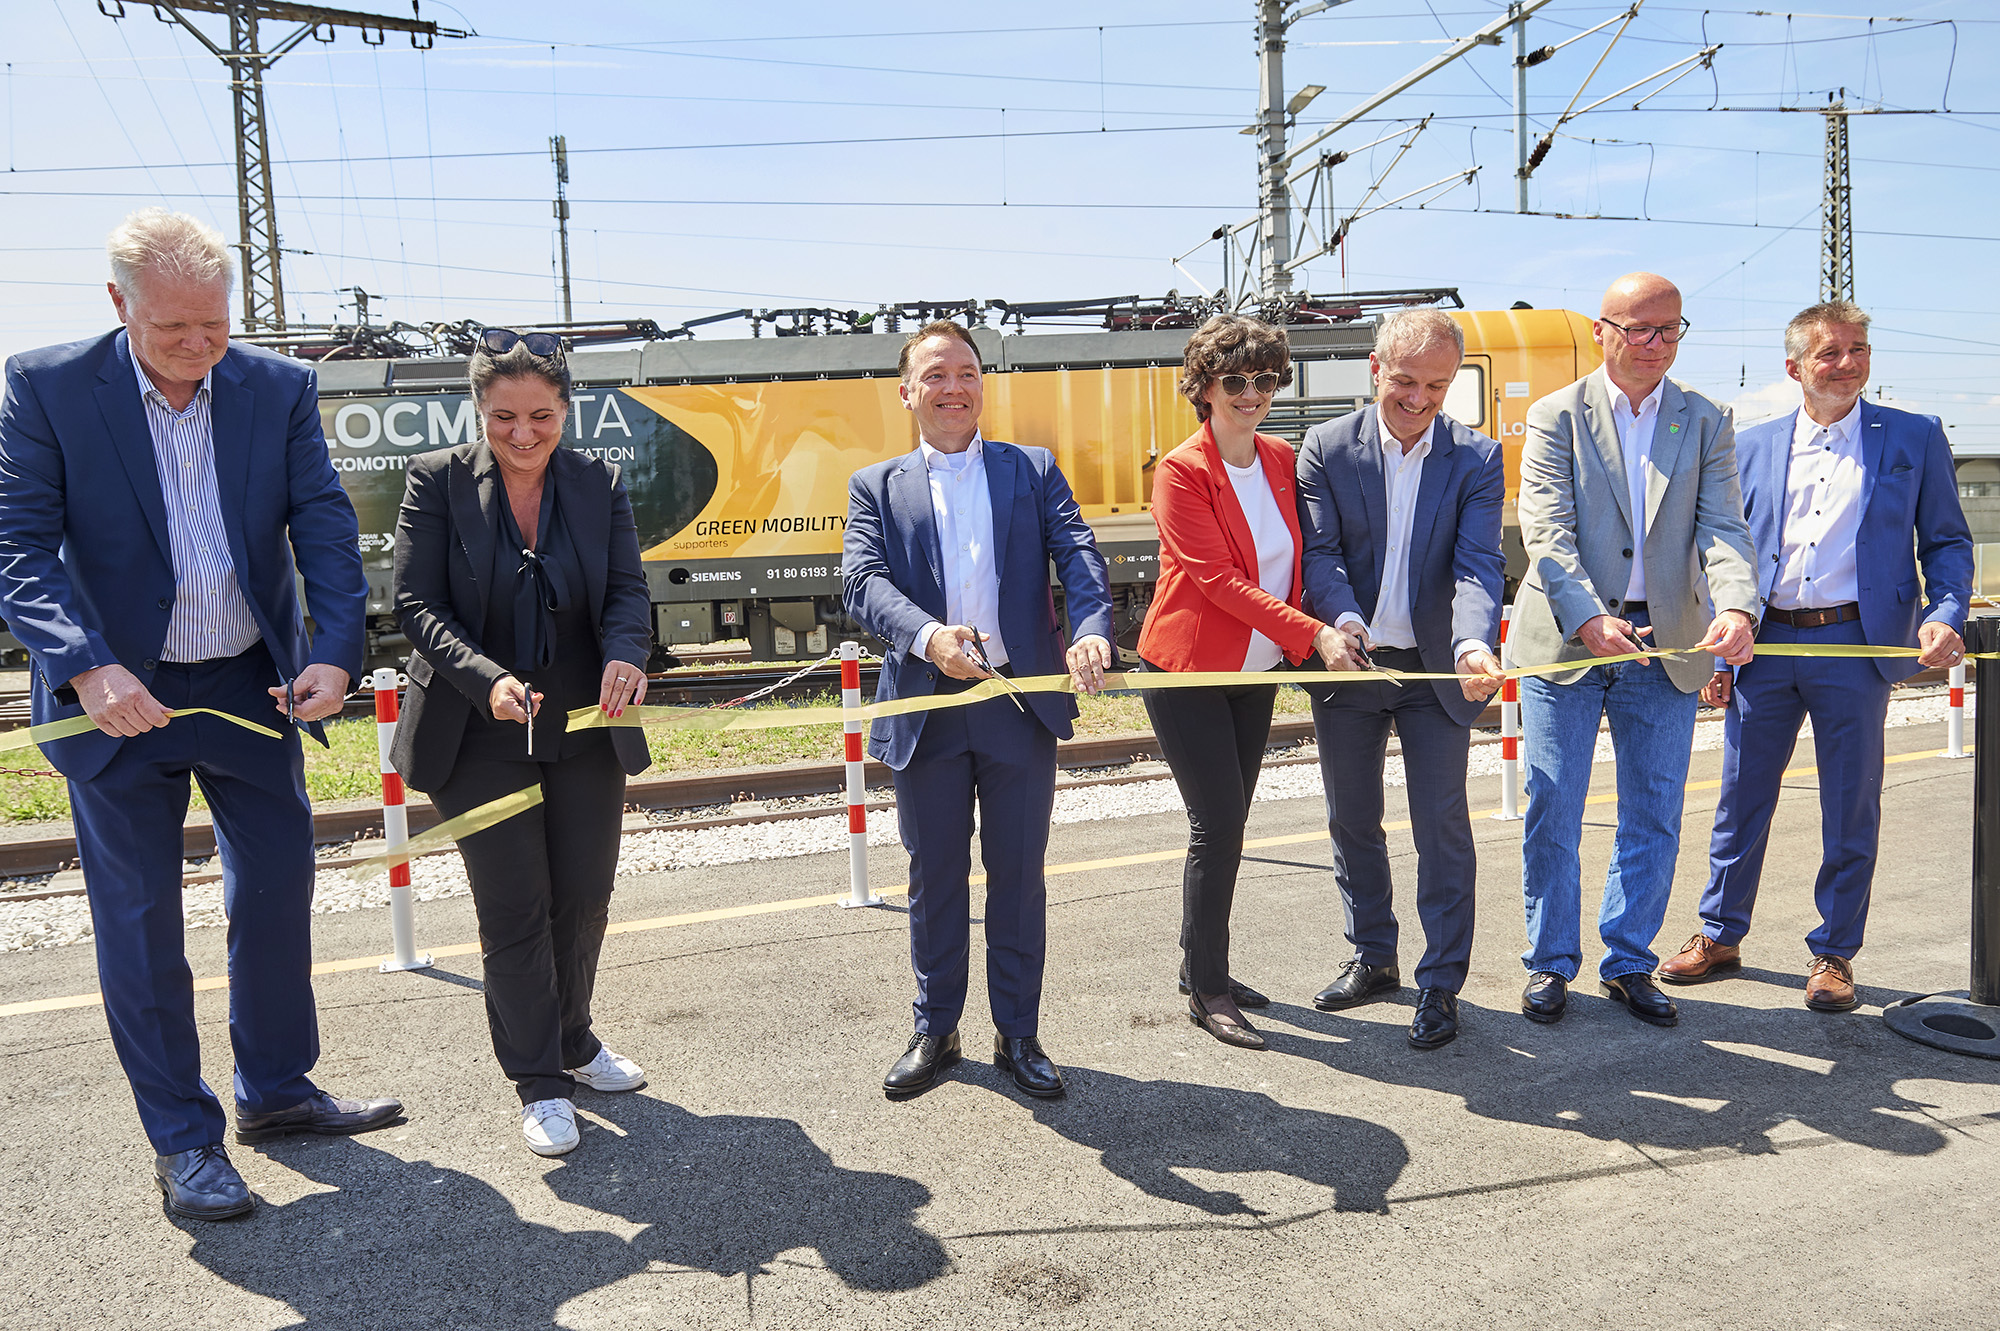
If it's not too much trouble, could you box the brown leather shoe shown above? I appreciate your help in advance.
[1658,933,1741,984]
[1804,955,1859,1012]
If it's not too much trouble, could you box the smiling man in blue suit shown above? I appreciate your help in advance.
[1660,301,1973,1010]
[843,320,1114,1102]
[0,210,400,1222]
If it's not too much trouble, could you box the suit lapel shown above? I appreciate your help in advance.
[451,442,502,628]
[1203,423,1260,569]
[1407,416,1453,597]
[551,448,608,624]
[1767,409,1799,556]
[1353,410,1390,596]
[1858,399,1887,520]
[887,452,945,608]
[1580,372,1634,533]
[207,352,254,579]
[981,438,1015,586]
[94,335,172,567]
[1644,379,1691,532]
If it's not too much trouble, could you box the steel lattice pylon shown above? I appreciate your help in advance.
[1821,95,1854,303]
[98,2,459,333]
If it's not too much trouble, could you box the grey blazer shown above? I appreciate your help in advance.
[1509,370,1758,693]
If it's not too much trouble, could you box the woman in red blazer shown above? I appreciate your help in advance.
[1138,315,1344,1049]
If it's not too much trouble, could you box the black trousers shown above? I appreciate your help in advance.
[1142,662,1278,995]
[432,734,627,1104]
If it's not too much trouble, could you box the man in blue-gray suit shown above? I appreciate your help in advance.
[1296,308,1506,1051]
[1661,301,1972,1010]
[0,210,398,1222]
[842,320,1114,1101]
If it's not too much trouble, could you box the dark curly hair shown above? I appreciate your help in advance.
[1177,315,1294,421]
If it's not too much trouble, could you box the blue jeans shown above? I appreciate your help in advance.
[1520,632,1698,982]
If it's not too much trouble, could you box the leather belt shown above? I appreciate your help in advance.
[1764,602,1860,629]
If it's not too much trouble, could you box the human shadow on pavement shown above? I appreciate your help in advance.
[991,1065,1409,1217]
[1268,991,2000,1161]
[546,1093,950,1294]
[182,1097,948,1329]
[182,1136,640,1329]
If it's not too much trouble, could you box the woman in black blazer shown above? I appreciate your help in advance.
[390,330,653,1158]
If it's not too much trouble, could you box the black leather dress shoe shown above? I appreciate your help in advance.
[1602,971,1679,1027]
[1521,971,1568,1024]
[235,1090,404,1144]
[1178,964,1270,1009]
[1314,960,1401,1011]
[154,1143,254,1221]
[1408,988,1460,1050]
[993,1034,1065,1098]
[883,1029,961,1098]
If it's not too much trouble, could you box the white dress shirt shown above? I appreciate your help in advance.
[132,345,262,663]
[1772,399,1865,610]
[1335,409,1491,662]
[1603,368,1665,604]
[1221,453,1294,672]
[910,434,1008,668]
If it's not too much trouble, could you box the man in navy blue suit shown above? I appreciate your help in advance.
[842,320,1114,1100]
[1296,308,1506,1050]
[1661,300,1973,1010]
[0,210,399,1221]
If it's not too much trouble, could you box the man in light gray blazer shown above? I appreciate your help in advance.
[1510,272,1759,1030]
[1296,309,1505,1052]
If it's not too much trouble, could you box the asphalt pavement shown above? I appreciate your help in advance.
[0,718,1994,1330]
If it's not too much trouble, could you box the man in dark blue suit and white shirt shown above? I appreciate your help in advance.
[1661,300,1973,1010]
[843,320,1114,1100]
[1296,308,1506,1050]
[0,210,399,1222]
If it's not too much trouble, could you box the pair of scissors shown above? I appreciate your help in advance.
[962,624,1028,712]
[525,682,537,757]
[278,672,305,732]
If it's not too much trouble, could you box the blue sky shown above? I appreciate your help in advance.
[3,1,1995,440]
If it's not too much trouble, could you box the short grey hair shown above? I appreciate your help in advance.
[1784,299,1870,361]
[106,208,235,300]
[1373,307,1465,365]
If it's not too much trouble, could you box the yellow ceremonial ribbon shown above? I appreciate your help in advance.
[563,647,1732,737]
[346,785,546,881]
[0,706,286,756]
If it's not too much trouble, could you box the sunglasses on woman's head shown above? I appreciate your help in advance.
[1218,372,1284,396]
[479,328,566,359]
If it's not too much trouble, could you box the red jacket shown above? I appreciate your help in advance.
[1137,423,1324,672]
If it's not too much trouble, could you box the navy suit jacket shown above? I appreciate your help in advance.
[1296,408,1506,726]
[0,330,366,780]
[842,438,1114,770]
[1734,401,1972,684]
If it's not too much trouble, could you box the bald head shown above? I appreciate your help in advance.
[1600,272,1680,319]
[1593,271,1685,400]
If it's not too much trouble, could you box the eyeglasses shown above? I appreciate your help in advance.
[1217,371,1285,396]
[1599,317,1690,347]
[478,328,566,359]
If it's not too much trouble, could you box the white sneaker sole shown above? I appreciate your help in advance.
[525,1131,579,1158]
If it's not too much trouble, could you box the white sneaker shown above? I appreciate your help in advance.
[568,1045,646,1093]
[521,1098,579,1157]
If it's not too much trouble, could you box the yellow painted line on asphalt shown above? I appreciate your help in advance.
[0,744,1967,1022]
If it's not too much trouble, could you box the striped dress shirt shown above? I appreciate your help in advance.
[132,347,262,662]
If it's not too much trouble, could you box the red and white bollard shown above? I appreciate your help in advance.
[1948,660,1968,760]
[1493,605,1522,821]
[837,640,883,908]
[372,666,432,970]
